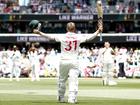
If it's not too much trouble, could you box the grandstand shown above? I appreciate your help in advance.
[0,0,139,33]
[0,0,140,14]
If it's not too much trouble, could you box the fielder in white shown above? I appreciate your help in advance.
[34,22,102,103]
[10,46,21,81]
[28,43,40,81]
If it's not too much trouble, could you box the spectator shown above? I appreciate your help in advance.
[12,2,20,13]
[117,47,127,79]
[115,23,125,33]
[129,1,135,13]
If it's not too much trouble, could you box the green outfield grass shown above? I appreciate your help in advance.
[0,78,140,105]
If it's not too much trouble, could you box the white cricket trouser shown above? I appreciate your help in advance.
[31,63,40,81]
[10,62,21,81]
[102,63,114,81]
[58,60,79,101]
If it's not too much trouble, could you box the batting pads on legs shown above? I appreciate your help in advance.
[58,63,69,101]
[31,64,40,81]
[58,60,79,103]
[102,63,117,86]
[10,64,21,81]
[68,69,79,103]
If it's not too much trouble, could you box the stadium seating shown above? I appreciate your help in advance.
[0,0,139,14]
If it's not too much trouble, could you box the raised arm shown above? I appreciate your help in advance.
[86,28,100,41]
[33,29,56,41]
[81,26,103,42]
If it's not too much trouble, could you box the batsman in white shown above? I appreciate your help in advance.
[101,42,117,86]
[33,21,102,103]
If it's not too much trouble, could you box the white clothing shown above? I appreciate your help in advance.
[102,47,114,63]
[40,31,97,103]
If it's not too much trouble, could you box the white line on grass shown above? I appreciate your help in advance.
[0,89,140,100]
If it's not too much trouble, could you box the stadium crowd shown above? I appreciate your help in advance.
[0,44,140,80]
[0,0,139,33]
[0,21,137,33]
[0,0,139,14]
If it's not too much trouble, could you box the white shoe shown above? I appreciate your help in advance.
[122,77,126,79]
[118,77,126,80]
[31,78,35,81]
[68,99,76,104]
[103,78,109,86]
[16,78,20,82]
[68,99,77,104]
[103,79,108,86]
[108,81,117,86]
[118,77,124,79]
[58,96,65,103]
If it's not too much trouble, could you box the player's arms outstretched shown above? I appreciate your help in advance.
[82,25,103,42]
[33,29,56,40]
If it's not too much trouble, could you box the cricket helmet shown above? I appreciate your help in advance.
[29,20,41,30]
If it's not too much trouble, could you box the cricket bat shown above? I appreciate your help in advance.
[96,0,103,41]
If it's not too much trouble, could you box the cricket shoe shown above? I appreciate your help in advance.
[108,81,117,86]
[118,77,126,79]
[68,98,77,104]
[103,79,108,86]
[58,96,65,103]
